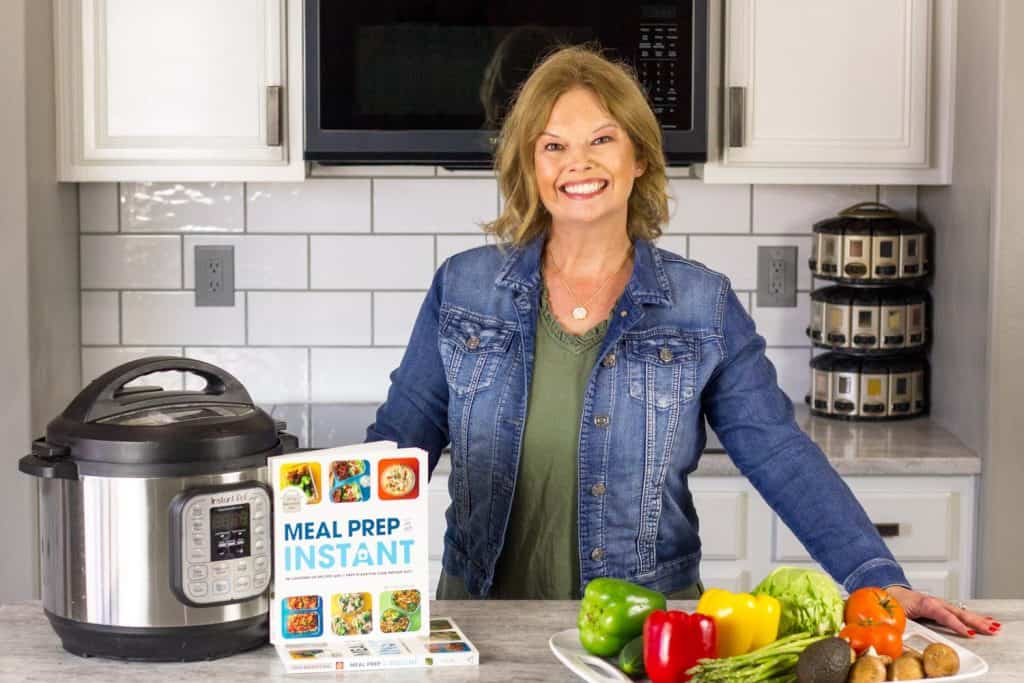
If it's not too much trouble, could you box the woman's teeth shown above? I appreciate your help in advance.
[561,180,607,196]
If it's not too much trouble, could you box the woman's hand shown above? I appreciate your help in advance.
[886,585,1001,638]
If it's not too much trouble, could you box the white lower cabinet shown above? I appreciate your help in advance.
[427,470,976,600]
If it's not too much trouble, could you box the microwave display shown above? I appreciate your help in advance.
[315,1,695,132]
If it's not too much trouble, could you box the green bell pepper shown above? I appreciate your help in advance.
[577,578,667,657]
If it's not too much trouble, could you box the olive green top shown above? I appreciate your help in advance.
[436,285,702,601]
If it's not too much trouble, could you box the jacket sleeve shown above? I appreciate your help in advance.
[365,260,451,478]
[701,279,910,593]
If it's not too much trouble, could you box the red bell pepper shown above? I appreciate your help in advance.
[643,610,718,683]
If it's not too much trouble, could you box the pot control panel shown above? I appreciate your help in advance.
[170,484,271,606]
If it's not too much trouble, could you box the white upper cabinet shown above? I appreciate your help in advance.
[55,0,304,182]
[700,0,956,184]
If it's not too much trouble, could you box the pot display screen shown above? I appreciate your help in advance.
[210,503,251,561]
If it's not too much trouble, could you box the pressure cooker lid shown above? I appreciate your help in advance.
[39,357,282,477]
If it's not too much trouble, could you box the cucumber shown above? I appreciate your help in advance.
[617,635,645,678]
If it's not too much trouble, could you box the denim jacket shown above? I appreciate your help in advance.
[366,237,910,597]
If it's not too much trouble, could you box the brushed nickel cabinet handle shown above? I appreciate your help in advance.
[728,86,745,148]
[874,522,901,538]
[266,85,283,147]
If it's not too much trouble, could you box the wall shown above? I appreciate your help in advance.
[78,177,916,447]
[918,0,1024,597]
[0,0,79,602]
[980,0,1024,598]
[0,0,36,602]
[918,1,998,460]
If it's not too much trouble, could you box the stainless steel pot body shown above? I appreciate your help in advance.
[38,466,269,628]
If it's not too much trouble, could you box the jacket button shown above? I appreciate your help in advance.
[593,415,610,427]
[466,336,480,350]
[590,547,606,561]
[659,347,673,362]
[591,483,606,496]
[602,353,617,368]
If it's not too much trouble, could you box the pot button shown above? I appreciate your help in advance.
[255,573,269,588]
[212,580,230,596]
[236,576,251,591]
[235,560,250,574]
[254,556,269,571]
[593,415,610,428]
[189,582,209,598]
[190,506,204,519]
[466,335,480,350]
[191,533,204,547]
[212,564,230,578]
[254,540,266,554]
[187,565,209,581]
[602,353,617,368]
[188,547,206,563]
[590,547,606,561]
[590,483,606,497]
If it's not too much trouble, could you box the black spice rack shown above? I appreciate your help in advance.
[804,202,933,421]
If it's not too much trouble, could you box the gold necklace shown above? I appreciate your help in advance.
[547,246,633,320]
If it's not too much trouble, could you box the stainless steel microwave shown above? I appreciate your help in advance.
[304,0,708,168]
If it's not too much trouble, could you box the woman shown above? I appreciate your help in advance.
[367,46,997,638]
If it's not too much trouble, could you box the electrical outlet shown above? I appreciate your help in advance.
[757,246,797,307]
[195,245,235,306]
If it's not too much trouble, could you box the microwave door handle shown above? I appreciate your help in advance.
[728,86,745,148]
[266,85,283,147]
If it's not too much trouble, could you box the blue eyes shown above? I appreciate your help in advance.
[542,136,614,152]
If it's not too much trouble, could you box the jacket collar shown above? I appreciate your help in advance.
[494,234,673,306]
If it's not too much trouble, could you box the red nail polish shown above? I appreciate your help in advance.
[993,622,1002,627]
[988,626,998,633]
[967,630,976,637]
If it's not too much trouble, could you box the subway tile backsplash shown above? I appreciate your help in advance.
[80,175,917,446]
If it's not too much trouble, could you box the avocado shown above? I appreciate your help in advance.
[796,637,854,683]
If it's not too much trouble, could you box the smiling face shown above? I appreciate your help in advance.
[534,87,646,231]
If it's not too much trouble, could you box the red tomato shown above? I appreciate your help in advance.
[845,587,907,633]
[840,622,903,659]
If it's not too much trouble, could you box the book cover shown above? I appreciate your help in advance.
[269,442,435,653]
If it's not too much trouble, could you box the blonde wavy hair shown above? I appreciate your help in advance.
[483,45,670,246]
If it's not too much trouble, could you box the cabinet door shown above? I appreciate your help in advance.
[56,0,303,181]
[723,0,932,168]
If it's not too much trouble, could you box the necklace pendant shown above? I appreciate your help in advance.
[572,306,589,320]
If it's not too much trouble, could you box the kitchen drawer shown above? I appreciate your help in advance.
[904,569,958,601]
[428,474,450,561]
[697,567,750,594]
[774,490,959,563]
[429,560,442,599]
[693,490,748,560]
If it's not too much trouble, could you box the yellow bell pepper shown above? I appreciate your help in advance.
[695,588,781,657]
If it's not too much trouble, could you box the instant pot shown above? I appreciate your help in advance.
[18,357,298,661]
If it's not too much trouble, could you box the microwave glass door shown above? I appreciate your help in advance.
[316,1,694,131]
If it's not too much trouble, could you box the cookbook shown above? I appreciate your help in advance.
[269,441,478,673]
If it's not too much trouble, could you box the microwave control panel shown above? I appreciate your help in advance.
[637,21,680,120]
[170,484,272,607]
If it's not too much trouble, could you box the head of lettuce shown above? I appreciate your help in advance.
[752,567,845,637]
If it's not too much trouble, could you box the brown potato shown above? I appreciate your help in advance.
[922,643,960,678]
[888,654,926,680]
[848,655,887,683]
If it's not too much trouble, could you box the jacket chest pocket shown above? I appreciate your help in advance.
[438,312,514,397]
[625,332,700,409]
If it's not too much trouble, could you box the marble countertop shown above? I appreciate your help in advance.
[695,404,981,476]
[429,404,979,479]
[1,600,1020,682]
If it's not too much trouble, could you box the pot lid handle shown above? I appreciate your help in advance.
[65,356,254,423]
[838,201,899,219]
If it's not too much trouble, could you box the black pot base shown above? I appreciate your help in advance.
[45,610,268,662]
